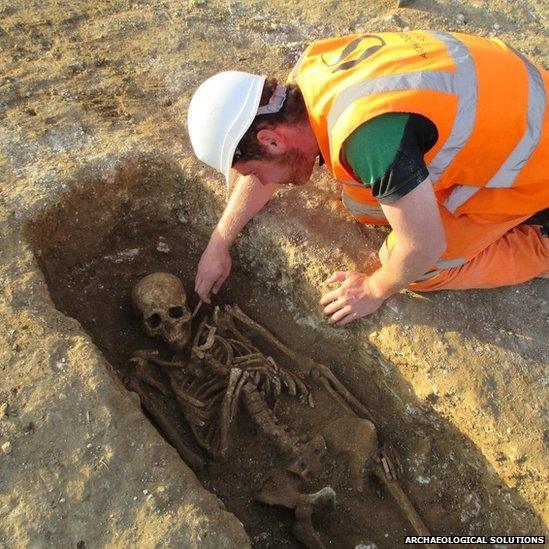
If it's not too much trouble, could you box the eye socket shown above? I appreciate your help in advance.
[168,306,184,319]
[145,314,161,329]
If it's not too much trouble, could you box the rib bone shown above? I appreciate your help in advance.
[226,306,372,421]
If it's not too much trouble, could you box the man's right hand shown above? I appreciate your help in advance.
[195,234,232,303]
[194,174,280,303]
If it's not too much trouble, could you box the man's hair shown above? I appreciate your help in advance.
[232,78,307,164]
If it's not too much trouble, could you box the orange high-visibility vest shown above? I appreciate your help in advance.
[288,31,549,220]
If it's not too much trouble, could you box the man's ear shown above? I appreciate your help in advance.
[256,128,286,155]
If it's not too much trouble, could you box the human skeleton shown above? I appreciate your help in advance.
[128,272,435,549]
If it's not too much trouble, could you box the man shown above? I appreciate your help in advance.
[187,30,549,326]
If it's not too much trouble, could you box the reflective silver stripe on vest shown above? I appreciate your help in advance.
[415,269,439,281]
[487,51,546,188]
[443,184,478,213]
[288,50,308,83]
[416,257,468,281]
[444,50,546,213]
[326,32,478,184]
[428,32,478,183]
[341,178,366,187]
[436,257,467,269]
[341,192,387,219]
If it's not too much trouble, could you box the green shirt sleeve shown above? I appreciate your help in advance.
[343,113,409,186]
[342,112,435,204]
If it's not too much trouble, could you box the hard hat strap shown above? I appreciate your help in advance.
[256,84,287,115]
[233,83,287,164]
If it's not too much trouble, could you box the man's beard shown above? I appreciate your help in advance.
[278,147,314,186]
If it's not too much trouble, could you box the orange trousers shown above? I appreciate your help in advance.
[342,186,549,291]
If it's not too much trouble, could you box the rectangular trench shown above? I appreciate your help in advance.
[25,154,545,547]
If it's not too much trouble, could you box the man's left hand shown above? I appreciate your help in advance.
[320,271,386,326]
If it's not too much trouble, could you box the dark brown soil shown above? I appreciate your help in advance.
[32,201,415,548]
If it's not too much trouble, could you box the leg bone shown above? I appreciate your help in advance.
[310,364,376,423]
[374,462,436,545]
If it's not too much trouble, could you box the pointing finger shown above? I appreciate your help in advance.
[211,274,226,295]
[195,279,212,304]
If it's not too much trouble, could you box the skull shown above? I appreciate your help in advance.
[132,272,192,350]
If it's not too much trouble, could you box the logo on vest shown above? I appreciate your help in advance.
[321,34,386,72]
[401,32,429,59]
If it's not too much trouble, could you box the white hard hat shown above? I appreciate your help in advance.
[187,71,266,186]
